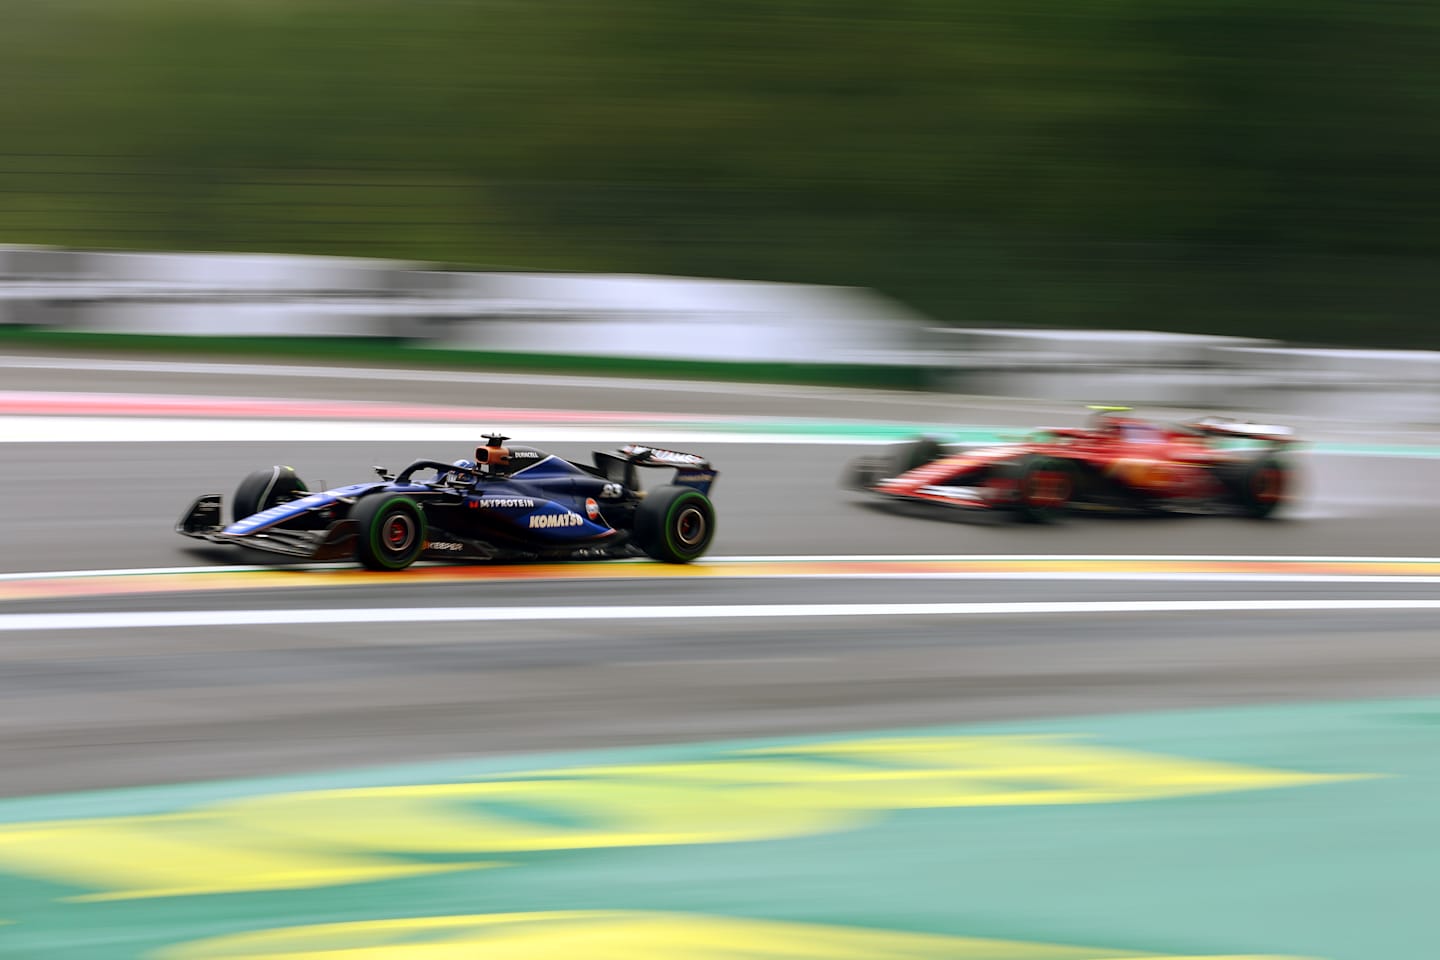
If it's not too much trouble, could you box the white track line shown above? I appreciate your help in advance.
[2,600,1440,632]
[1,414,1435,459]
[2,555,1438,582]
[11,355,1440,429]
[711,554,1440,564]
[0,564,342,581]
[620,573,1440,584]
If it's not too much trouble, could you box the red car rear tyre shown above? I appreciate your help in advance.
[1220,456,1289,519]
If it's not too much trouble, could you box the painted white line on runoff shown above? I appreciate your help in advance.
[10,355,1440,432]
[645,573,1440,584]
[710,554,1440,564]
[2,599,1439,632]
[6,570,1440,586]
[1,414,1435,460]
[0,564,345,581]
[0,356,794,395]
[2,555,1438,582]
[0,416,878,446]
[8,355,1440,440]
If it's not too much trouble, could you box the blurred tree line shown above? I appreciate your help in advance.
[1,0,1437,347]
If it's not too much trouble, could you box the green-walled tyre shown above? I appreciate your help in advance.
[353,494,427,571]
[634,485,716,563]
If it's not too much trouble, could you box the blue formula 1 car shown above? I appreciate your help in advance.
[176,434,718,568]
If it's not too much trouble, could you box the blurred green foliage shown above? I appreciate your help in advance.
[1,0,1438,347]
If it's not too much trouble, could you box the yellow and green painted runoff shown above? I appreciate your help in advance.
[0,698,1434,958]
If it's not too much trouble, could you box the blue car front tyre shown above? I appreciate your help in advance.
[353,495,427,571]
[232,466,308,523]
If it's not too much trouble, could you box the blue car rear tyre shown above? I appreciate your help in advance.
[635,485,715,563]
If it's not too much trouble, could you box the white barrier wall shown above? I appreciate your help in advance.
[0,247,929,364]
[81,251,418,293]
[1220,346,1440,422]
[435,274,926,363]
[2,246,1437,421]
[930,327,1440,422]
[930,328,1266,406]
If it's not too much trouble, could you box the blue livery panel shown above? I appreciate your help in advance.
[223,491,341,536]
[517,504,614,541]
[465,492,613,541]
[673,470,717,495]
[223,482,380,535]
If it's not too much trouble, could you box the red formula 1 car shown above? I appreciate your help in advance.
[845,407,1298,522]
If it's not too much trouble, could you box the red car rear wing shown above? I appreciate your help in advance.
[1184,418,1297,444]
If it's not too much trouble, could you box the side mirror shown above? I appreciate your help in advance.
[373,465,394,480]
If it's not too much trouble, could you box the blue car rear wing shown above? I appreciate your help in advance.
[619,444,717,494]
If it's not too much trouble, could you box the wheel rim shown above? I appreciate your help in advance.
[1253,468,1283,503]
[675,506,707,547]
[1026,469,1071,508]
[384,512,417,554]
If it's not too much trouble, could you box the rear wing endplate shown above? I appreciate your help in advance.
[1185,417,1297,444]
[620,444,717,494]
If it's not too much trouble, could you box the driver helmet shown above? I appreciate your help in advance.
[440,458,477,484]
[1087,405,1131,436]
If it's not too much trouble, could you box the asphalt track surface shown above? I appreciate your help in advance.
[2,352,1440,796]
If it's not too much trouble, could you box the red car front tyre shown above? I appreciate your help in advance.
[1008,455,1075,523]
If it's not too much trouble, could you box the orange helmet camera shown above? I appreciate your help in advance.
[476,433,513,473]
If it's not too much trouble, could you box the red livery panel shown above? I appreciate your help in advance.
[846,408,1296,522]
